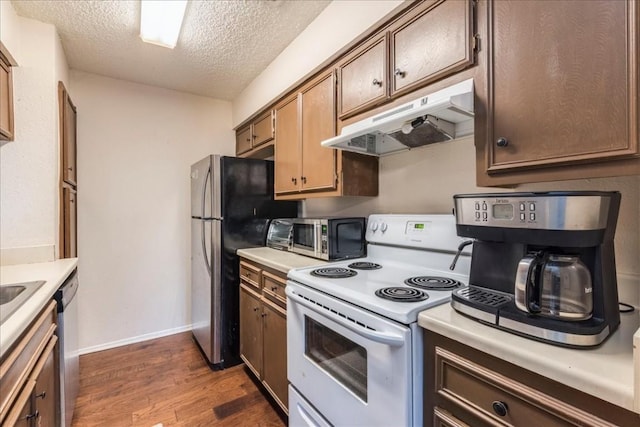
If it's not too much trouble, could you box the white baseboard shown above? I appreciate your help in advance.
[78,324,193,355]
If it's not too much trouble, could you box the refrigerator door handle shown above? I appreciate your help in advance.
[202,166,211,219]
[201,219,212,277]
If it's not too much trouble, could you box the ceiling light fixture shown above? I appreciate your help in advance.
[140,0,188,49]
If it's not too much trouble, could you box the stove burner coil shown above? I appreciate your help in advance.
[375,287,429,302]
[404,276,463,290]
[347,262,382,270]
[310,267,358,279]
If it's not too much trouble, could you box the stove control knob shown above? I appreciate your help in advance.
[380,222,388,232]
[371,221,379,232]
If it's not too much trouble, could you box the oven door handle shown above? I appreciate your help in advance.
[287,288,406,347]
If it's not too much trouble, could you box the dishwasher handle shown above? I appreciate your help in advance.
[55,269,79,312]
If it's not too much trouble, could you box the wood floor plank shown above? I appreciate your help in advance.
[72,332,286,427]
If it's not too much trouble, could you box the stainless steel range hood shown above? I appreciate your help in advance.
[321,78,474,156]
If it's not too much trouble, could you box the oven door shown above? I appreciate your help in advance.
[286,281,413,426]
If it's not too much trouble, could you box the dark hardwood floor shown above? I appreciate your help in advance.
[72,332,286,427]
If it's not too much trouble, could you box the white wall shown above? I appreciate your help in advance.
[232,0,403,126]
[70,71,234,353]
[0,1,69,264]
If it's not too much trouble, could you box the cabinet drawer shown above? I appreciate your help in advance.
[239,261,261,290]
[262,271,287,307]
[0,301,57,423]
[434,407,469,427]
[434,346,615,427]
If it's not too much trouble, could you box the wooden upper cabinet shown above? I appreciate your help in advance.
[300,71,337,192]
[0,41,17,142]
[59,82,77,186]
[390,0,475,97]
[274,95,300,194]
[236,111,274,157]
[274,71,338,196]
[480,0,639,183]
[338,34,389,119]
[252,111,274,148]
[236,125,252,155]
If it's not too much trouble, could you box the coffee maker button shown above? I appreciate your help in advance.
[530,213,536,221]
[519,202,526,211]
[520,213,526,221]
[529,203,536,211]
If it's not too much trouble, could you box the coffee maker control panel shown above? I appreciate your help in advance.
[454,193,614,231]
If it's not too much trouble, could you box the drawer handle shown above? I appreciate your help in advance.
[492,400,509,417]
[35,391,46,399]
[372,78,382,87]
[271,286,278,292]
[26,411,39,420]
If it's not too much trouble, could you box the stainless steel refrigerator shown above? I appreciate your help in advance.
[190,155,298,369]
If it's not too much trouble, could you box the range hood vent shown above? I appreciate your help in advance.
[321,78,474,156]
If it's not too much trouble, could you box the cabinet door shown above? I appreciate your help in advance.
[262,300,288,412]
[252,111,274,148]
[59,82,77,186]
[0,54,14,141]
[3,379,36,427]
[32,337,58,427]
[300,71,337,192]
[239,285,263,377]
[274,95,300,194]
[236,126,252,155]
[62,185,77,258]
[486,0,638,173]
[390,0,475,97]
[338,34,388,119]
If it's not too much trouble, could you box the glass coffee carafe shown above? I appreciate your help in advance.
[515,253,593,321]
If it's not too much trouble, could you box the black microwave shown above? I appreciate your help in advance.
[290,217,366,261]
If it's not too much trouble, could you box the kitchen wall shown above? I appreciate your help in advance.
[70,71,234,354]
[0,1,69,264]
[232,0,404,127]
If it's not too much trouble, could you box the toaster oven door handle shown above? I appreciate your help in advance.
[286,288,406,347]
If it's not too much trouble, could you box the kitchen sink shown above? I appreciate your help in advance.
[0,281,46,324]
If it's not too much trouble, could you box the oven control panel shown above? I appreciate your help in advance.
[366,214,470,253]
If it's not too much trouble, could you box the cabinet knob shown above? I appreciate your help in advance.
[372,78,382,87]
[291,177,297,184]
[253,307,259,312]
[261,312,267,317]
[26,411,39,420]
[496,137,509,147]
[492,400,509,417]
[271,286,278,292]
[301,176,307,184]
[246,138,251,142]
[35,391,46,399]
[394,68,406,78]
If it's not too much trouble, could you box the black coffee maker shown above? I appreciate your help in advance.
[450,191,621,347]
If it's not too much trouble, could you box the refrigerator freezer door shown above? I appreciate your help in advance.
[191,217,223,364]
[191,155,221,219]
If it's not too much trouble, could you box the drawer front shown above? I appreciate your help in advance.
[434,407,470,427]
[262,271,286,307]
[0,301,57,423]
[239,261,261,290]
[434,346,615,427]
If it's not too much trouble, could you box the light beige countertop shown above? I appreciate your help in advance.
[0,258,78,358]
[237,247,327,274]
[418,303,639,413]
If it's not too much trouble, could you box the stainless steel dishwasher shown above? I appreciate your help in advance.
[55,269,79,427]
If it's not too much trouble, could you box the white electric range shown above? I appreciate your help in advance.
[286,214,472,427]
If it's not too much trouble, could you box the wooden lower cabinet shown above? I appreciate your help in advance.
[424,331,640,427]
[239,258,289,414]
[1,301,59,427]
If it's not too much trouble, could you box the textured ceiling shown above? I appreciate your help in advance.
[11,0,331,100]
